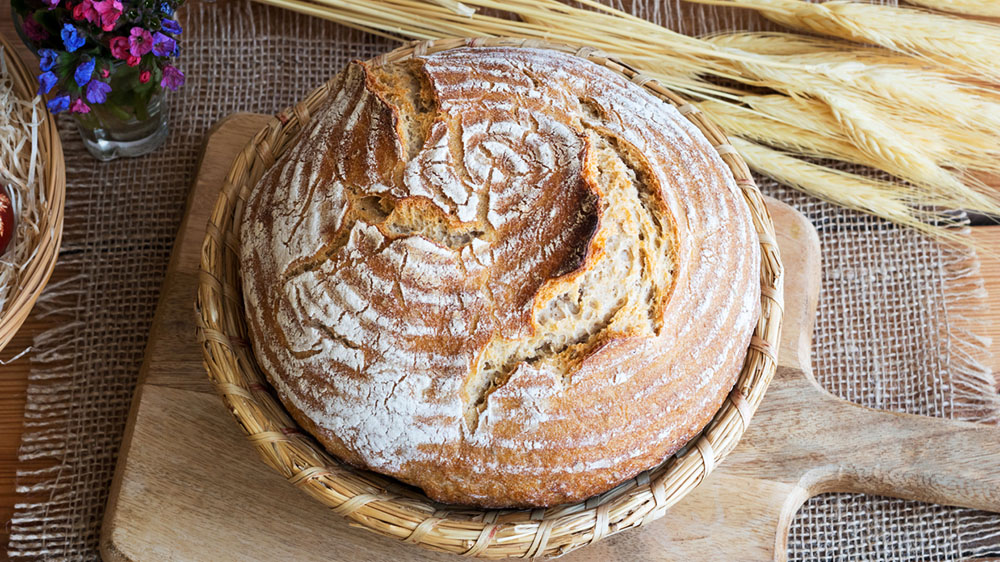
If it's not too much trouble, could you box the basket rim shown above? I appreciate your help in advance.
[197,36,783,559]
[0,34,67,353]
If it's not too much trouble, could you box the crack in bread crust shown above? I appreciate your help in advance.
[461,115,673,431]
[240,47,760,508]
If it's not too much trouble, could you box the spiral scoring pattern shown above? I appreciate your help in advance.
[240,47,760,507]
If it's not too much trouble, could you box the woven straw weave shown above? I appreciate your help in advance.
[8,1,1000,559]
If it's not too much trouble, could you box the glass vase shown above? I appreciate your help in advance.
[11,11,171,161]
[71,90,170,161]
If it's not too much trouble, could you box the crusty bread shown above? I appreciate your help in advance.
[239,47,760,508]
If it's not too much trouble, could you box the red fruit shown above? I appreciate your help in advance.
[0,191,14,254]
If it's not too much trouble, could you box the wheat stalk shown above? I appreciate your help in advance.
[704,36,1000,161]
[709,37,1000,133]
[706,31,852,55]
[903,0,1000,18]
[697,50,1000,215]
[702,98,1000,214]
[736,94,1000,173]
[426,0,475,16]
[731,137,966,240]
[686,0,1000,82]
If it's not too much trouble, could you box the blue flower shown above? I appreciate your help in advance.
[74,58,95,87]
[160,19,182,35]
[47,93,71,114]
[159,2,174,15]
[84,80,112,104]
[61,24,85,53]
[37,71,59,95]
[38,49,58,72]
[151,32,176,57]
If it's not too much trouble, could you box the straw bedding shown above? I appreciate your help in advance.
[0,36,64,355]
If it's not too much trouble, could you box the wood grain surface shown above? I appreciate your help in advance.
[98,113,1000,561]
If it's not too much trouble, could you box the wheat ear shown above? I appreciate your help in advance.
[732,138,967,242]
[687,0,1000,82]
[902,0,1000,18]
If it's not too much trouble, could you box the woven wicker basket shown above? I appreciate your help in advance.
[0,35,66,354]
[197,37,783,558]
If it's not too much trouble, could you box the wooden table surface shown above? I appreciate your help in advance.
[0,7,998,554]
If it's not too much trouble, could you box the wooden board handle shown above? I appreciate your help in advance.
[740,367,1000,518]
[820,404,1000,513]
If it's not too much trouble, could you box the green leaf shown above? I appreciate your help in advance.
[107,104,133,121]
[55,52,75,76]
[135,77,154,95]
[134,90,151,121]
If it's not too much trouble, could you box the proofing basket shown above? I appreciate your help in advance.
[0,34,66,353]
[197,37,783,559]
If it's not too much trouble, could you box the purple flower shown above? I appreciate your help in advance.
[74,58,95,87]
[37,71,58,95]
[160,64,184,91]
[84,80,111,104]
[128,27,153,57]
[22,18,49,42]
[42,0,60,9]
[160,19,181,34]
[47,94,71,114]
[38,49,58,72]
[61,24,86,52]
[151,32,176,57]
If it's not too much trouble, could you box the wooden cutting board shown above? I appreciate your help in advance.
[100,113,1000,561]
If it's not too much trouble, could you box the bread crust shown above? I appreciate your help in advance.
[240,47,760,507]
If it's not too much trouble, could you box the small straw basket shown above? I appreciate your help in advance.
[0,34,66,354]
[197,37,783,558]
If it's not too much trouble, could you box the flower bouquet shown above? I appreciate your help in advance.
[11,0,185,160]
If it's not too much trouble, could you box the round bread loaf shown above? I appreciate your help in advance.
[240,46,760,508]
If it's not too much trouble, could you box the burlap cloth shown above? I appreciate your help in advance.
[7,1,1000,559]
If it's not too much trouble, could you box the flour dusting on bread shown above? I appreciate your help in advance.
[240,47,760,507]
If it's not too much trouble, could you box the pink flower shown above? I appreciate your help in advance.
[139,70,151,83]
[93,0,122,31]
[101,68,110,78]
[109,36,130,60]
[128,27,153,57]
[72,0,99,24]
[22,18,49,42]
[70,97,91,114]
[126,55,140,67]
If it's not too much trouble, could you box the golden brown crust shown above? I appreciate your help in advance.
[240,47,759,507]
